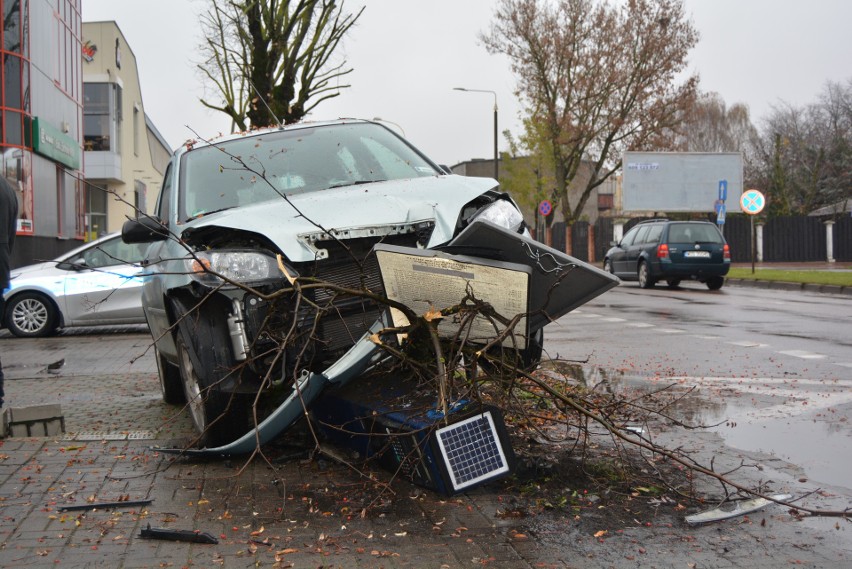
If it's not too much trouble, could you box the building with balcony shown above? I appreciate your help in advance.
[82,20,170,240]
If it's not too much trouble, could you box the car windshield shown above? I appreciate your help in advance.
[178,122,440,221]
[668,223,724,244]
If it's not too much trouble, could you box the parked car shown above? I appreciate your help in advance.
[3,233,148,337]
[603,219,730,290]
[122,119,617,451]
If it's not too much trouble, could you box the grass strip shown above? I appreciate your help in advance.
[727,268,852,287]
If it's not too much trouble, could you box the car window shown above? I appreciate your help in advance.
[620,227,639,246]
[156,163,173,223]
[632,225,650,245]
[645,225,663,244]
[81,237,148,268]
[668,223,723,243]
[178,123,441,221]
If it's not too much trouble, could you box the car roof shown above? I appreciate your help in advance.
[173,118,372,156]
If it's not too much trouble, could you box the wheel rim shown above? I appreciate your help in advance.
[638,264,648,287]
[178,340,207,432]
[12,298,49,334]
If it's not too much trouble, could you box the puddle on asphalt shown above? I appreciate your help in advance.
[541,362,852,490]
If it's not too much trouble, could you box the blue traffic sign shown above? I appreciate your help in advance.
[716,205,726,225]
[718,180,728,202]
[740,189,765,215]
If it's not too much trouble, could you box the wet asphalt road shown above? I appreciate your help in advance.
[1,283,852,567]
[550,282,852,491]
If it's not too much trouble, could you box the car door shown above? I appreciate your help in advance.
[611,226,639,276]
[60,236,148,325]
[624,225,651,273]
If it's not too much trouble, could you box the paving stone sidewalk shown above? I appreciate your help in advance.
[1,330,851,568]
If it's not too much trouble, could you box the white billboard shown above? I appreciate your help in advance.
[622,152,743,212]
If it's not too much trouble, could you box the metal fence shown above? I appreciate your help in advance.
[548,215,851,263]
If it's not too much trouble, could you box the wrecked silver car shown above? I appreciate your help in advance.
[123,119,617,455]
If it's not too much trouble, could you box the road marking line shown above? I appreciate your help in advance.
[575,313,602,318]
[692,335,722,340]
[626,323,655,328]
[601,317,627,322]
[776,349,826,360]
[835,363,852,369]
[656,328,685,334]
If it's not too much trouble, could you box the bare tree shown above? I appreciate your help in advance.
[198,0,363,131]
[678,92,762,188]
[753,79,852,215]
[481,0,698,243]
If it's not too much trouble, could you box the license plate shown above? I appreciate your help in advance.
[684,251,711,258]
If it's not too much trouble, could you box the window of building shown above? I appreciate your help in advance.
[2,147,32,233]
[84,82,122,151]
[133,106,139,156]
[134,179,146,216]
[56,165,66,237]
[86,182,108,240]
[54,0,81,99]
[3,0,22,53]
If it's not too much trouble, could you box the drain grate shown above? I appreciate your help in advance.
[62,430,156,441]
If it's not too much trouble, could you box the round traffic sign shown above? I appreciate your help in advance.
[740,189,765,215]
[538,199,553,217]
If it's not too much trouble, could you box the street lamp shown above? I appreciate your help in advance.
[453,87,498,180]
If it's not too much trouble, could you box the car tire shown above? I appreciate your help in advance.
[603,258,614,275]
[638,262,655,289]
[666,279,681,288]
[5,292,60,337]
[706,276,725,290]
[171,298,250,447]
[155,345,186,405]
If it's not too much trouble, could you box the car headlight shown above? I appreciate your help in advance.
[186,250,288,286]
[470,199,525,233]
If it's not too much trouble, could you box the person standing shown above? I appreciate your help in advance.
[0,175,17,408]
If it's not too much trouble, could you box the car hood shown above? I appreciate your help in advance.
[10,261,61,280]
[180,175,498,262]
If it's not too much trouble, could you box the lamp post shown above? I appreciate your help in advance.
[453,87,498,180]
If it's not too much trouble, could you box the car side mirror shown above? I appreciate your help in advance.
[122,216,169,244]
[57,259,87,271]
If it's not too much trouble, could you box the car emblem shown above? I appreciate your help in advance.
[694,244,700,249]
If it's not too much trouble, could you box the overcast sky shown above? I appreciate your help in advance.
[81,0,852,166]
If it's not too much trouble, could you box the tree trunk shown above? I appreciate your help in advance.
[587,225,596,263]
[564,225,572,256]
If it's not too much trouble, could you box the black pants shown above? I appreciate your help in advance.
[0,296,4,407]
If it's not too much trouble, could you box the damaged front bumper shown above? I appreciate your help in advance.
[170,221,619,456]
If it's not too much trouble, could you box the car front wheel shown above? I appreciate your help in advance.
[155,345,185,405]
[638,262,655,289]
[603,258,614,275]
[171,296,250,447]
[5,292,59,337]
[176,334,243,447]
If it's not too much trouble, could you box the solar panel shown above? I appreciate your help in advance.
[435,411,510,491]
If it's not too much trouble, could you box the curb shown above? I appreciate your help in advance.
[725,278,852,296]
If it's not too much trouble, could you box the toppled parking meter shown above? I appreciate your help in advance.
[312,223,620,494]
[312,373,515,496]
